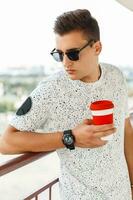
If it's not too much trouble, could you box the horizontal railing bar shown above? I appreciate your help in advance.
[24,178,59,200]
[0,151,54,177]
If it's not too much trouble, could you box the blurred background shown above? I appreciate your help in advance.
[0,0,133,199]
[0,0,133,133]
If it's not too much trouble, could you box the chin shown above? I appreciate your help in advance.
[68,74,79,80]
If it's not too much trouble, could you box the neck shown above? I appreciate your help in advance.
[81,64,101,83]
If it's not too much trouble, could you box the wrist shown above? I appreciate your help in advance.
[72,129,77,146]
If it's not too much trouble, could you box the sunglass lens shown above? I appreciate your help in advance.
[67,51,79,61]
[52,52,63,62]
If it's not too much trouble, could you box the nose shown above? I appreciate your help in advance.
[63,54,73,68]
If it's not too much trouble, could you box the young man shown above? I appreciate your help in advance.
[0,9,133,199]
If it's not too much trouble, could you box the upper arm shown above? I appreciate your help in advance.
[0,125,20,154]
[124,117,132,137]
[3,124,18,137]
[9,83,50,132]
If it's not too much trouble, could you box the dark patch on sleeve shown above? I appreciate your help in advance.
[16,97,32,116]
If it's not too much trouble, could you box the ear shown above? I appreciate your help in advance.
[93,41,102,55]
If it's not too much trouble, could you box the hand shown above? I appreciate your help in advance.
[72,119,116,148]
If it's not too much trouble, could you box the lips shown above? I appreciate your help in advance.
[66,69,76,74]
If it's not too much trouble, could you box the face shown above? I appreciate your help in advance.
[54,30,102,82]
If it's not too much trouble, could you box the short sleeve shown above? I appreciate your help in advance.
[9,81,51,131]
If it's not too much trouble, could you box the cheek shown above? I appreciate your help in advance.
[80,55,91,67]
[79,56,94,73]
[81,52,92,62]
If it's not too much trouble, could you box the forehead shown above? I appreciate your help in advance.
[55,31,88,51]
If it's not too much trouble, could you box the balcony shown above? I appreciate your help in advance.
[0,151,60,200]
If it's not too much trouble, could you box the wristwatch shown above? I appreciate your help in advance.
[62,130,75,150]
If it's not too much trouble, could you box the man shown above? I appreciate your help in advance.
[0,9,133,199]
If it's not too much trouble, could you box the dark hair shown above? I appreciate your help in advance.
[54,9,100,41]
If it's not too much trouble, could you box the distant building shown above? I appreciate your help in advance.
[0,82,4,96]
[0,65,46,77]
[121,67,133,81]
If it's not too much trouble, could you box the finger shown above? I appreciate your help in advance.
[93,128,116,137]
[83,119,93,125]
[92,143,107,148]
[92,124,115,132]
[91,138,108,147]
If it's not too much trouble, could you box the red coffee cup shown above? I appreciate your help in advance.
[90,100,114,125]
[90,100,114,141]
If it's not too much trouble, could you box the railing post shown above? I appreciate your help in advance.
[49,186,52,200]
[35,196,38,200]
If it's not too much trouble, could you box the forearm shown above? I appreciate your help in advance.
[0,126,65,154]
[0,121,116,154]
[124,126,133,183]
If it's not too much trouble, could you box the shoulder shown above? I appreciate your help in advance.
[39,69,67,87]
[101,62,125,81]
[101,62,122,75]
[30,69,67,98]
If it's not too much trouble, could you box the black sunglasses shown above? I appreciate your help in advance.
[50,39,95,62]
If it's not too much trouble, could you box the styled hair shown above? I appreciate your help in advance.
[54,9,100,41]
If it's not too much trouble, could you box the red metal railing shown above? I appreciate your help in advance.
[24,178,59,200]
[0,151,59,200]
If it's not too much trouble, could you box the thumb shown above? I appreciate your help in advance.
[83,119,93,125]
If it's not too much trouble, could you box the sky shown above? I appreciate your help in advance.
[0,0,133,73]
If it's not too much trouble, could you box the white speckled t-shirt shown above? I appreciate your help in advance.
[10,63,132,200]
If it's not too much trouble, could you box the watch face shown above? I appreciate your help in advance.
[64,135,73,145]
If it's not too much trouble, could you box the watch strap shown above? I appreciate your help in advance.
[62,130,75,150]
